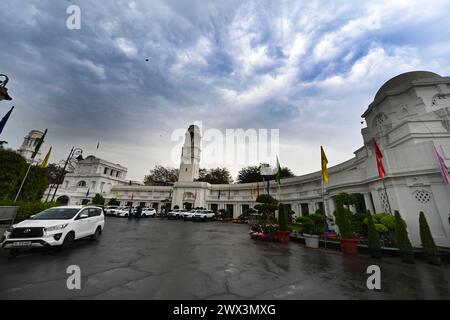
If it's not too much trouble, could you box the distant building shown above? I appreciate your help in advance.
[17,130,44,163]
[45,155,131,205]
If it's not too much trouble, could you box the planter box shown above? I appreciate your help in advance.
[303,234,319,248]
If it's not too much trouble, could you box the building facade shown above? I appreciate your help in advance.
[47,71,450,248]
[45,156,131,205]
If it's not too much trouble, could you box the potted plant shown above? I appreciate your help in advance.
[275,204,290,244]
[334,203,358,254]
[299,213,325,248]
[419,211,441,266]
[262,223,278,241]
[367,213,382,258]
[394,210,414,263]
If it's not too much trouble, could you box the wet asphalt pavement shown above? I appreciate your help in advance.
[0,217,449,300]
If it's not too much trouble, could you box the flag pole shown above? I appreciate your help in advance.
[13,162,33,202]
[322,178,327,250]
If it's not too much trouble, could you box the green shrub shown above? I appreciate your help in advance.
[334,203,354,238]
[218,209,232,219]
[91,193,105,205]
[335,192,357,208]
[394,210,413,253]
[255,194,278,220]
[262,224,278,233]
[278,204,288,231]
[297,213,325,235]
[419,212,439,256]
[107,198,120,206]
[350,213,367,236]
[367,213,381,250]
[363,212,396,235]
[0,200,60,222]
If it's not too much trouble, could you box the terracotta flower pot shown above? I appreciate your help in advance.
[276,231,290,244]
[340,238,359,254]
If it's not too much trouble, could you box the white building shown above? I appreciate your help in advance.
[45,155,131,205]
[47,71,450,248]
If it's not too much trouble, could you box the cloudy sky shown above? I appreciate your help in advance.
[1,0,450,181]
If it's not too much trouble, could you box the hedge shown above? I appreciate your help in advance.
[0,200,60,222]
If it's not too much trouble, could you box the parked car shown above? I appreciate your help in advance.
[105,205,119,216]
[193,210,216,221]
[116,207,133,217]
[167,209,187,220]
[1,206,104,251]
[182,210,198,220]
[141,208,156,217]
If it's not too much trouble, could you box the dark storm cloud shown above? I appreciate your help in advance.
[1,0,450,179]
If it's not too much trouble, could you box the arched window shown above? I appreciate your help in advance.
[78,180,87,187]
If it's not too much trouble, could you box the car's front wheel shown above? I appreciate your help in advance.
[61,231,75,249]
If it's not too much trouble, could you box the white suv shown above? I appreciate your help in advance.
[141,208,156,217]
[193,210,216,221]
[167,209,187,220]
[182,210,198,220]
[2,206,105,251]
[105,205,119,216]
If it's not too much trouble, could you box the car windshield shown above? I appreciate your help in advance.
[29,208,80,220]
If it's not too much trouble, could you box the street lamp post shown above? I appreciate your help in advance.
[50,147,83,202]
[0,74,12,101]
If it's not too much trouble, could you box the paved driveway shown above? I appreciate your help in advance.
[0,217,449,299]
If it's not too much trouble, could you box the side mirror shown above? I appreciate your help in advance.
[79,213,89,219]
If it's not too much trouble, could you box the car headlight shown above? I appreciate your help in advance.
[45,224,69,232]
[6,227,14,233]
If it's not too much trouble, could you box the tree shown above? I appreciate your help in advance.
[196,167,233,184]
[107,198,120,206]
[394,210,413,253]
[278,203,288,231]
[334,203,354,238]
[18,166,49,202]
[335,192,358,208]
[236,166,262,183]
[236,164,295,183]
[419,211,439,256]
[367,213,381,251]
[46,163,65,185]
[0,148,27,200]
[91,193,105,205]
[0,149,48,201]
[144,165,179,186]
[254,194,279,220]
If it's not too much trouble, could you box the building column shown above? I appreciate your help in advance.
[364,193,375,214]
[327,197,336,217]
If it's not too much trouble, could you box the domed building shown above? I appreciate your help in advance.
[50,71,450,248]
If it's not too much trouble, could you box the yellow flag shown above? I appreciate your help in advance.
[321,146,329,184]
[40,146,52,168]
